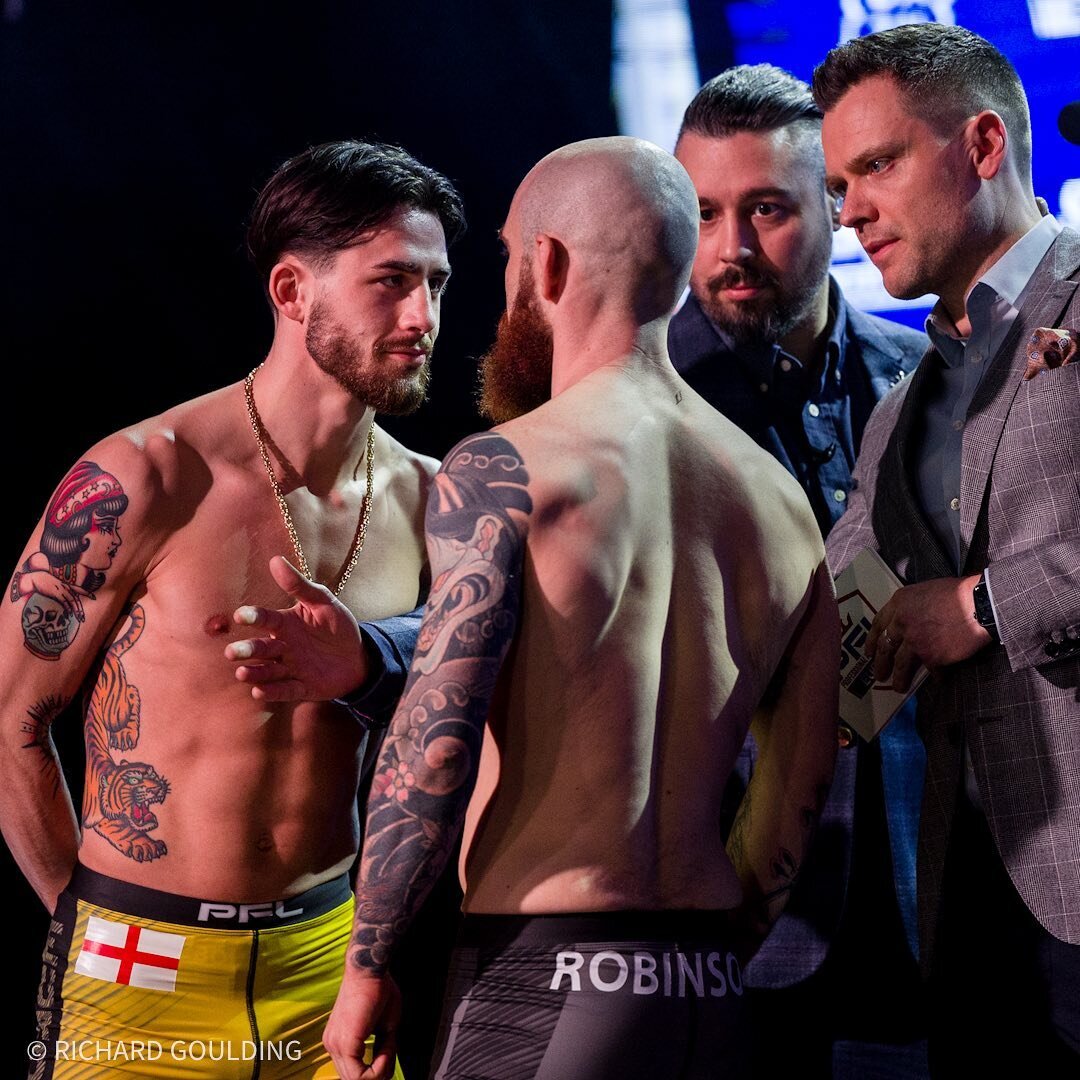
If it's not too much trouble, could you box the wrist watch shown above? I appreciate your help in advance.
[972,573,1000,642]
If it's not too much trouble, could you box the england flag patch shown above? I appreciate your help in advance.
[74,916,185,991]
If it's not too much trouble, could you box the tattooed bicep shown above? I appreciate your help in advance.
[415,434,533,670]
[427,433,532,539]
[9,460,133,661]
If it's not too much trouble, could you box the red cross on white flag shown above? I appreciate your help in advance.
[74,916,185,992]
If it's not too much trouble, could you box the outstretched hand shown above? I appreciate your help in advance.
[225,556,369,702]
[323,970,401,1080]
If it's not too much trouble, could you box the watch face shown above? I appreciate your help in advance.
[973,581,999,639]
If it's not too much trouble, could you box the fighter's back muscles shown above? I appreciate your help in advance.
[458,372,837,936]
[0,432,173,910]
[680,391,838,950]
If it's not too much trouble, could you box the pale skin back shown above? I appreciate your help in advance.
[0,382,435,907]
[461,361,833,913]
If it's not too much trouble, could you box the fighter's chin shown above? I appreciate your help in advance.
[344,371,430,416]
[375,377,429,417]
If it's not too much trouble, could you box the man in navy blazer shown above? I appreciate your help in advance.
[668,65,929,1077]
[817,23,1080,1075]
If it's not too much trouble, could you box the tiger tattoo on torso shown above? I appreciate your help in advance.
[81,604,170,861]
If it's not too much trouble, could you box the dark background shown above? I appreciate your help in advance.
[0,3,645,1074]
[16,1,1075,1075]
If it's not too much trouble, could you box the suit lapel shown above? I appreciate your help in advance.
[958,233,1080,569]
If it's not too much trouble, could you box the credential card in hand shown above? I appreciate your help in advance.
[835,548,927,741]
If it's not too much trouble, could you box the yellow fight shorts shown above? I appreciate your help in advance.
[31,864,404,1080]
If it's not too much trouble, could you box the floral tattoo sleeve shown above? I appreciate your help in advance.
[350,433,532,974]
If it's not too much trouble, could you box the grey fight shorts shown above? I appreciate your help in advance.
[429,910,750,1079]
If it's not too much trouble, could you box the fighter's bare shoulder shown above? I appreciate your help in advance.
[13,385,236,611]
[59,393,223,526]
[681,381,821,545]
[377,426,440,501]
[476,413,563,524]
[97,382,240,488]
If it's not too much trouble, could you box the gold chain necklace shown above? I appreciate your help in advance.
[244,364,375,595]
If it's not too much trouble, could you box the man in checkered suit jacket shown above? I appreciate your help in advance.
[814,23,1080,1075]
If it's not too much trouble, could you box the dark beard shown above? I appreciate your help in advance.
[477,268,554,423]
[305,303,431,416]
[698,262,822,348]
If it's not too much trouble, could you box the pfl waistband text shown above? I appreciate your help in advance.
[197,900,304,926]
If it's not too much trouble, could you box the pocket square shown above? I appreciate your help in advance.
[1024,327,1080,380]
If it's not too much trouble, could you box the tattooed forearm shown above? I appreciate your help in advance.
[726,783,751,873]
[21,695,71,801]
[726,785,777,943]
[763,847,799,904]
[350,435,532,974]
[727,779,828,949]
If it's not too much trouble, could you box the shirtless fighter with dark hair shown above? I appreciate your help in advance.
[1,138,463,1079]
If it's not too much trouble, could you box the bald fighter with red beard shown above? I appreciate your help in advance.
[263,136,839,1080]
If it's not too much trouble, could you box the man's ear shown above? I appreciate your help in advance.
[268,257,312,323]
[968,110,1008,181]
[826,188,843,232]
[535,234,569,304]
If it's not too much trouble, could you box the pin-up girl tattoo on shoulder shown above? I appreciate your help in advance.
[9,461,129,660]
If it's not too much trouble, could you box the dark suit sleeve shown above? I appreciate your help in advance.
[988,541,1080,671]
[334,606,421,729]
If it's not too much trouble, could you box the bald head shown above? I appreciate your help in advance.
[512,137,699,323]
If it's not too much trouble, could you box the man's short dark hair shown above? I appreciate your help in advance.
[812,23,1032,176]
[678,64,822,143]
[247,139,466,287]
